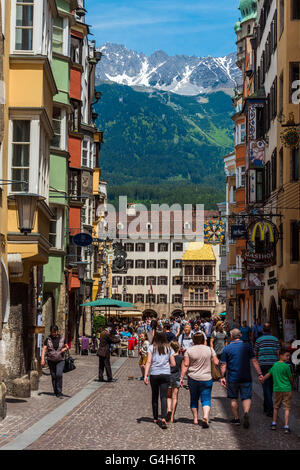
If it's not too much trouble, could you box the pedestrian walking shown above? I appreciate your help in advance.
[260,348,293,433]
[138,332,150,380]
[178,324,194,355]
[41,325,69,399]
[210,321,227,359]
[254,322,281,417]
[166,341,184,423]
[203,317,213,346]
[239,320,252,343]
[97,324,120,382]
[144,332,176,429]
[180,332,219,428]
[192,321,207,342]
[251,318,263,345]
[171,318,181,338]
[220,328,263,428]
[163,323,176,343]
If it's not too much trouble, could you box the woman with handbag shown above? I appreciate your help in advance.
[180,332,219,428]
[41,325,69,398]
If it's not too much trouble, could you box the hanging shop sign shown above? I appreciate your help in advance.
[73,233,93,247]
[248,219,279,244]
[204,219,225,244]
[112,242,127,273]
[231,224,247,239]
[242,249,274,268]
[280,127,300,149]
[241,273,264,290]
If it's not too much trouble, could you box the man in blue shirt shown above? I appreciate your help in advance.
[251,318,263,345]
[220,328,263,428]
[254,323,280,416]
[239,320,252,343]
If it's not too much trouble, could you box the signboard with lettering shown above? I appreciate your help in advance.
[231,224,247,239]
[73,233,93,247]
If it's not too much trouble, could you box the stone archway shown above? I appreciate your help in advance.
[171,309,184,318]
[269,296,279,338]
[142,309,158,320]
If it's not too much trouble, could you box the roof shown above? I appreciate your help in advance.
[182,242,216,261]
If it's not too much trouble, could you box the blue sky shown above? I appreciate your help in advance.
[86,0,240,57]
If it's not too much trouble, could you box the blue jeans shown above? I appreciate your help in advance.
[260,364,274,413]
[188,377,213,408]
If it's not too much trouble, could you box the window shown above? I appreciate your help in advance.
[158,243,168,252]
[185,265,193,275]
[291,148,299,181]
[124,294,133,303]
[173,259,182,269]
[147,276,156,285]
[291,0,300,19]
[112,276,122,286]
[158,276,168,285]
[149,242,155,252]
[279,223,283,266]
[49,207,64,249]
[256,169,264,202]
[53,16,64,54]
[220,271,227,287]
[158,259,168,269]
[195,266,203,275]
[265,161,271,199]
[173,295,182,304]
[82,198,92,226]
[112,294,122,301]
[158,294,167,304]
[11,120,30,192]
[70,100,81,132]
[235,123,246,145]
[71,36,82,63]
[135,276,145,286]
[173,276,182,285]
[146,294,156,304]
[221,245,226,257]
[290,62,300,102]
[135,260,145,269]
[204,266,213,275]
[173,242,183,252]
[135,294,144,303]
[136,243,145,252]
[69,170,80,198]
[124,276,133,286]
[15,0,34,50]
[51,108,61,148]
[125,259,134,269]
[124,243,134,252]
[82,139,93,168]
[147,260,156,269]
[291,221,300,262]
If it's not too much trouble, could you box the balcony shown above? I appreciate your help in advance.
[183,299,216,308]
[183,275,216,283]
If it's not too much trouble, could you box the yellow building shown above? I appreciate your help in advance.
[276,0,300,341]
[182,242,217,318]
[0,0,58,394]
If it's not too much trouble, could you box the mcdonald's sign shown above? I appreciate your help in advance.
[248,219,278,244]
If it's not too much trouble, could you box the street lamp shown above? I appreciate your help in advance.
[8,193,45,235]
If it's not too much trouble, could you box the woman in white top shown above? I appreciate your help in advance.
[144,332,176,429]
[180,332,219,428]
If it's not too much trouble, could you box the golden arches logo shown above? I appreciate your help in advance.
[250,221,274,243]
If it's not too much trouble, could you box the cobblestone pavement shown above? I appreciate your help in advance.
[27,357,300,450]
[0,352,118,448]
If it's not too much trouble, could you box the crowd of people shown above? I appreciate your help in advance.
[42,315,297,434]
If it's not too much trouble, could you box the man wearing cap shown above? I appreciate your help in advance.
[97,323,120,382]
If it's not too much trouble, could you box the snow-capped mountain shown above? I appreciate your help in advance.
[95,43,241,96]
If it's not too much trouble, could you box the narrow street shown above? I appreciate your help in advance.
[0,354,299,451]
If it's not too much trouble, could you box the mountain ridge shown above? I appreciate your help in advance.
[96,43,241,96]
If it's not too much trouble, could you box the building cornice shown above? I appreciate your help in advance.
[7,232,51,252]
[50,148,70,159]
[52,51,72,65]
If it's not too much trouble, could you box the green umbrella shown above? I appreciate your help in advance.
[219,312,226,316]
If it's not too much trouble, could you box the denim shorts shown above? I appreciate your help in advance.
[188,377,213,408]
[227,382,252,400]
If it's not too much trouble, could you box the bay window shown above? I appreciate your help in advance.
[51,107,61,148]
[49,206,64,250]
[81,139,93,168]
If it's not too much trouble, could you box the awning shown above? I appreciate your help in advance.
[80,298,136,309]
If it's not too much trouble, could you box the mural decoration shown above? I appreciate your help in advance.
[249,140,265,167]
[204,219,225,244]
